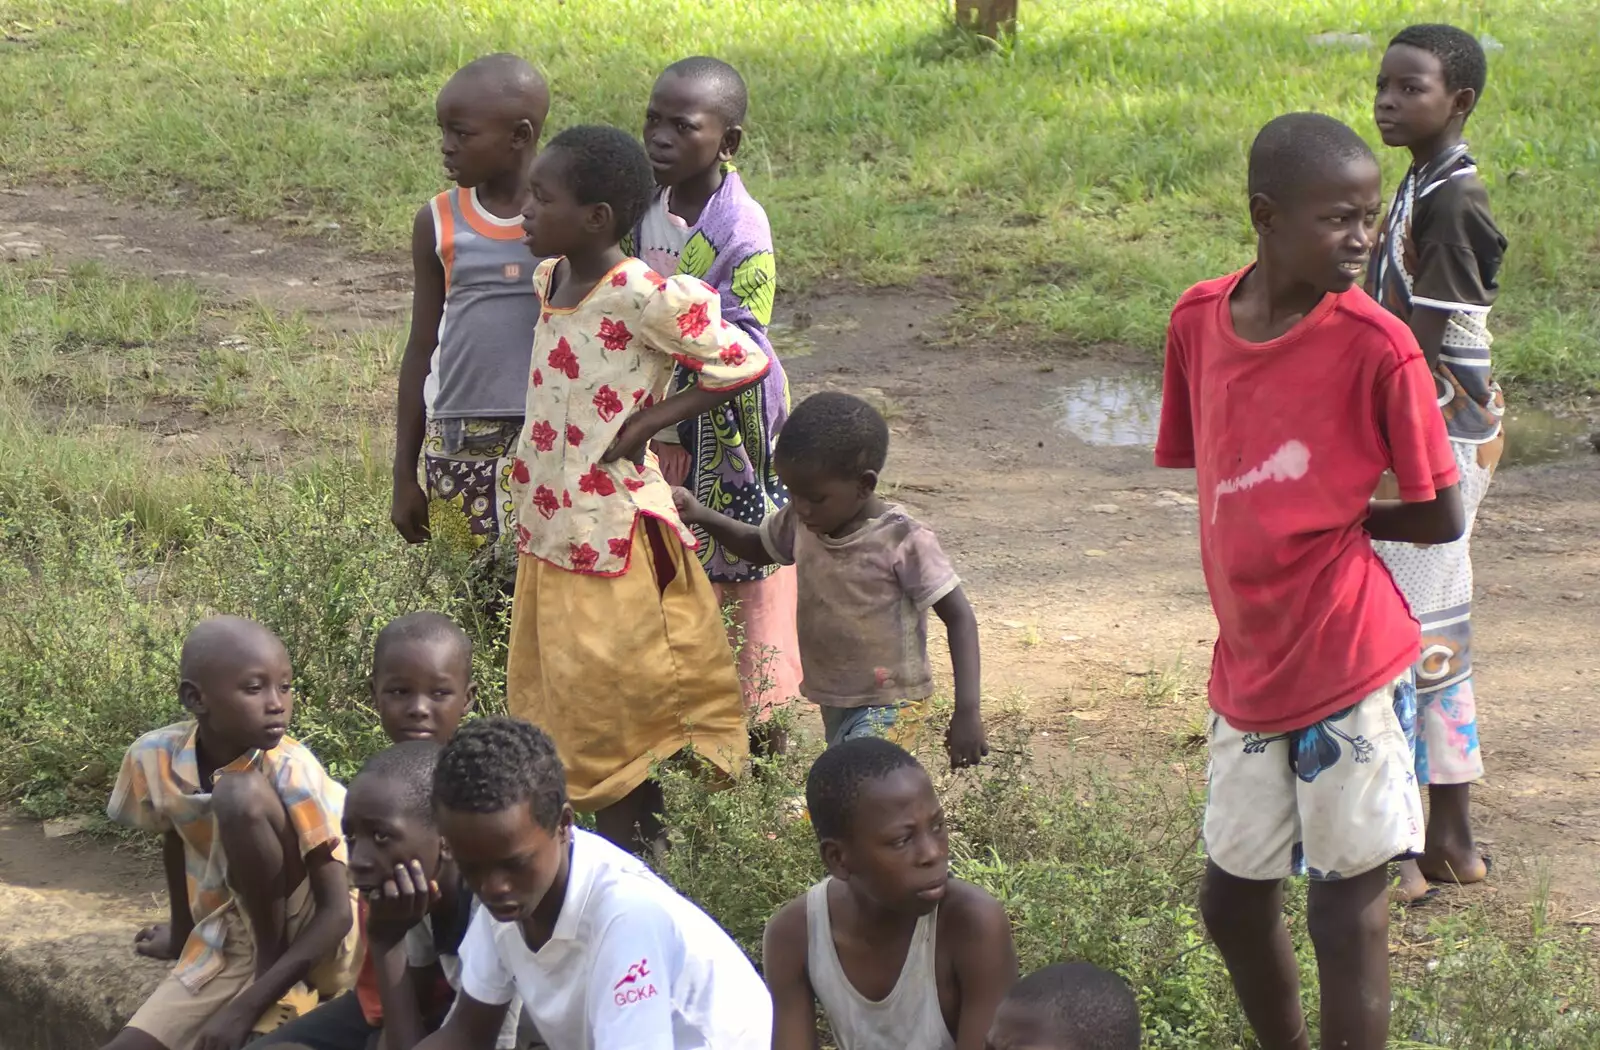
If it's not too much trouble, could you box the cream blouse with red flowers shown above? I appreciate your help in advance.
[510,256,770,576]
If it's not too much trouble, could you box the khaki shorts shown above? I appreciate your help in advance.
[128,878,361,1050]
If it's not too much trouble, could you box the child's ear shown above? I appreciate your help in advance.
[1248,192,1276,238]
[719,125,743,163]
[1451,87,1478,123]
[179,679,205,716]
[464,682,479,713]
[819,838,850,880]
[586,201,615,237]
[860,470,880,497]
[511,117,535,150]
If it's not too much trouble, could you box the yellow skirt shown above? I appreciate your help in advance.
[505,516,749,810]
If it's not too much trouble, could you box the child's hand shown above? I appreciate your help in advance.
[391,477,432,544]
[671,486,705,525]
[194,998,259,1050]
[946,709,989,769]
[133,922,179,960]
[365,859,440,947]
[601,417,651,467]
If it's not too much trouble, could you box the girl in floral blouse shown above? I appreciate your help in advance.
[508,124,770,854]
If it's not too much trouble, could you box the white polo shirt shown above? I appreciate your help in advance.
[459,828,772,1050]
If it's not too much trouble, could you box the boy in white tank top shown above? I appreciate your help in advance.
[763,739,1017,1050]
[391,54,548,601]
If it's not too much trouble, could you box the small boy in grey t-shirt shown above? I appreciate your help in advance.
[674,392,987,767]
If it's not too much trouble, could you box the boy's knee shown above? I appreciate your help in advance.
[1307,876,1389,946]
[1199,863,1278,934]
[212,769,287,828]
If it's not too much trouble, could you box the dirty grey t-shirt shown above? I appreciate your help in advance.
[760,504,959,707]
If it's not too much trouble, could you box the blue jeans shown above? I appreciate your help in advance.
[820,699,927,747]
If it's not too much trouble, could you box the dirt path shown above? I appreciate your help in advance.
[5,185,1600,913]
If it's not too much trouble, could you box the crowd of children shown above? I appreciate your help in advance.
[101,21,1505,1050]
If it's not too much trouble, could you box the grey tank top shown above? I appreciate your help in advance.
[805,878,955,1050]
[426,186,541,421]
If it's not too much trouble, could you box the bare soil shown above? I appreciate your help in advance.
[4,185,1600,920]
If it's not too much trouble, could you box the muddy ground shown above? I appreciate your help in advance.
[2,185,1599,923]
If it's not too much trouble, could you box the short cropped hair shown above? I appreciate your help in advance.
[357,740,444,826]
[544,125,656,240]
[373,611,472,676]
[1246,112,1375,203]
[661,56,749,126]
[449,52,549,120]
[433,717,568,830]
[1007,962,1141,1050]
[805,737,922,842]
[1390,24,1488,98]
[775,392,890,479]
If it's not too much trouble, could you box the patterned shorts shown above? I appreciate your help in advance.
[423,417,521,591]
[1205,674,1424,881]
[423,417,521,542]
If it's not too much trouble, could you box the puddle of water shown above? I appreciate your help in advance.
[1056,374,1163,446]
[1502,407,1594,467]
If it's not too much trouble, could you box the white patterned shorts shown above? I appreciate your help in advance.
[1205,674,1424,882]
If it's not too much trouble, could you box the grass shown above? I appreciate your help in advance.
[1,2,1599,1043]
[1,0,1598,387]
[0,261,398,542]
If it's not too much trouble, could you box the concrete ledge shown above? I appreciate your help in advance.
[0,818,165,1050]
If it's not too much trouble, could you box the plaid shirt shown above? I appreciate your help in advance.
[107,720,347,991]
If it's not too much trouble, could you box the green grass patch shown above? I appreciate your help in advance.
[0,261,400,541]
[2,0,1597,386]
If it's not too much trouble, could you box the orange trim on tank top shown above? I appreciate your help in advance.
[432,192,456,294]
[461,187,528,241]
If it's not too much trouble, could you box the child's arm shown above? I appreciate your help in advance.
[1367,483,1464,544]
[411,995,510,1050]
[367,860,441,1050]
[134,829,194,960]
[672,487,777,568]
[934,586,987,769]
[762,902,822,1050]
[948,889,1019,1050]
[1405,307,1451,375]
[392,204,445,544]
[197,844,353,1050]
[604,274,772,466]
[603,376,760,467]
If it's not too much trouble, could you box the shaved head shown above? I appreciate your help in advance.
[442,52,550,124]
[179,616,286,689]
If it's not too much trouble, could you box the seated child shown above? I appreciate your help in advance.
[504,124,773,853]
[391,54,549,598]
[1368,24,1506,902]
[1156,113,1463,1049]
[675,392,987,766]
[255,613,523,1050]
[764,738,1017,1050]
[628,56,801,727]
[416,717,772,1049]
[984,963,1141,1050]
[102,617,359,1050]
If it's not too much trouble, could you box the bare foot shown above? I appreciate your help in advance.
[1416,846,1489,886]
[1394,859,1434,903]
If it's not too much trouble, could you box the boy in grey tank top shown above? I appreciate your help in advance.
[391,54,548,600]
[763,739,1017,1050]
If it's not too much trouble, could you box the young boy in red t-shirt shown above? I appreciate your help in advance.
[1156,112,1465,1050]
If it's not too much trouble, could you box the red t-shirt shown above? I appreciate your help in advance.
[1155,268,1459,733]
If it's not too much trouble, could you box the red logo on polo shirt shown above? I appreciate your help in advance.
[613,958,657,1006]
